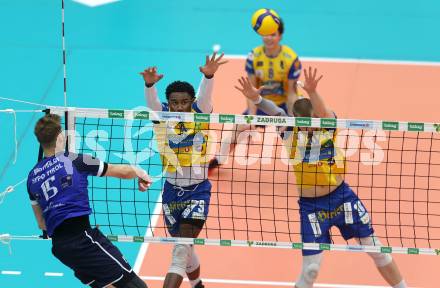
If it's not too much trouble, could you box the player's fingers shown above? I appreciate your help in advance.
[317,75,323,82]
[215,53,225,62]
[313,68,318,79]
[210,51,217,62]
[237,77,244,87]
[158,74,164,80]
[234,85,244,93]
[205,55,209,65]
[218,60,228,65]
[304,67,309,80]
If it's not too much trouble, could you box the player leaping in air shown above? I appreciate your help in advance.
[140,52,227,288]
[27,114,152,288]
[235,67,408,288]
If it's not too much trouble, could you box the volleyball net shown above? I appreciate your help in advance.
[1,106,440,256]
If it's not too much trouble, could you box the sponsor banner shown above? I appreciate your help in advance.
[220,240,232,246]
[133,236,144,243]
[193,238,205,245]
[320,118,337,128]
[346,120,374,129]
[408,122,424,131]
[107,235,118,241]
[194,114,210,123]
[134,111,149,120]
[381,247,392,253]
[382,121,399,130]
[219,114,235,123]
[108,110,125,118]
[295,117,312,127]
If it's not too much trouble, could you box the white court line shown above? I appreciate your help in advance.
[140,276,413,288]
[44,272,64,277]
[1,270,22,275]
[133,194,163,273]
[225,54,440,67]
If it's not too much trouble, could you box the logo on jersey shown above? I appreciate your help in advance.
[256,61,263,67]
[280,60,284,69]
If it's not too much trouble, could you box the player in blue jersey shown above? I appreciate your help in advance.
[27,114,152,288]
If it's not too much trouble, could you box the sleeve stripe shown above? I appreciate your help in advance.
[30,200,38,206]
[97,161,105,177]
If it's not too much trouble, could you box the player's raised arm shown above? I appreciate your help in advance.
[235,76,287,117]
[196,52,228,113]
[302,67,334,119]
[140,66,164,111]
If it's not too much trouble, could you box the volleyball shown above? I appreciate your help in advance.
[251,8,281,36]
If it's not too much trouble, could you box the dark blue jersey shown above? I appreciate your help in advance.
[26,152,108,236]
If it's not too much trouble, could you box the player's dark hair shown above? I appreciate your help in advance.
[34,114,62,148]
[293,98,313,117]
[165,81,195,100]
[278,18,284,35]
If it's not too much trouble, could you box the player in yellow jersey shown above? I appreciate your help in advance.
[140,53,227,288]
[235,67,408,288]
[210,19,302,169]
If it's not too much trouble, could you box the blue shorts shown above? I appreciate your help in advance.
[243,102,288,116]
[299,182,374,256]
[162,179,212,236]
[52,228,134,288]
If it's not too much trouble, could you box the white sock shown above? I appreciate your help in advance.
[190,278,201,287]
[393,280,407,288]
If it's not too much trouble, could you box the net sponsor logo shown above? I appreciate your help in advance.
[134,111,149,120]
[244,115,254,124]
[107,235,118,241]
[194,114,210,122]
[108,110,125,118]
[295,117,311,127]
[381,247,392,253]
[319,243,331,250]
[133,236,144,243]
[194,238,205,245]
[346,120,373,129]
[408,122,424,132]
[220,240,232,246]
[292,243,304,249]
[407,248,419,255]
[219,114,235,123]
[247,241,277,247]
[434,124,440,132]
[382,121,399,131]
[435,249,440,255]
[257,116,287,124]
[320,118,336,128]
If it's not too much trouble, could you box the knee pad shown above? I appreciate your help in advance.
[123,274,148,288]
[357,235,393,267]
[186,246,200,274]
[168,244,191,277]
[295,254,322,288]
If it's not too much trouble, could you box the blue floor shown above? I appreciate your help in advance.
[1,1,440,287]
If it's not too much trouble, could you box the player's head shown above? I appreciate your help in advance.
[34,114,64,151]
[166,81,196,112]
[262,18,284,50]
[293,98,313,118]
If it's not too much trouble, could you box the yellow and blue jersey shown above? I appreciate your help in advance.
[155,102,210,173]
[283,127,345,188]
[245,45,302,106]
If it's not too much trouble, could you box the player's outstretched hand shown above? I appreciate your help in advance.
[234,76,265,102]
[140,67,164,86]
[199,52,228,78]
[302,67,323,95]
